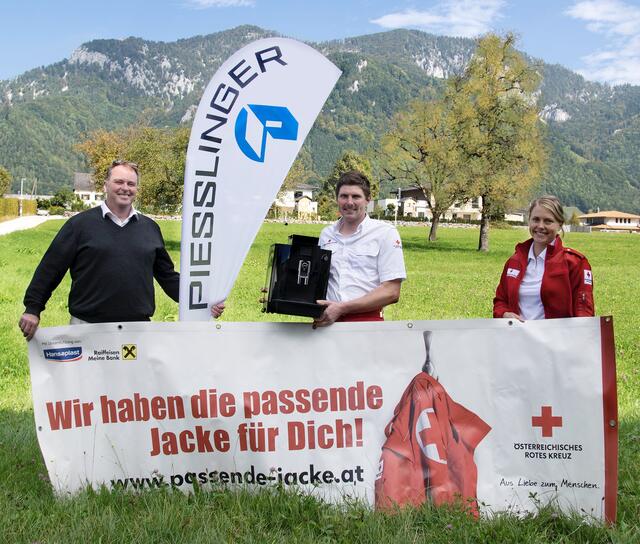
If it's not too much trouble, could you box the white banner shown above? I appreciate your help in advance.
[179,38,341,320]
[28,318,617,522]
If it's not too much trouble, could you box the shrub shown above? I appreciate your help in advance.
[71,200,89,212]
[0,198,19,217]
[49,206,65,216]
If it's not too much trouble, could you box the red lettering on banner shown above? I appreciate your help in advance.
[242,382,383,418]
[149,426,230,456]
[190,389,236,418]
[100,393,185,423]
[237,422,279,452]
[287,418,363,450]
[45,399,94,430]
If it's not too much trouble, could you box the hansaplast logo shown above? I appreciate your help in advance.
[44,347,82,362]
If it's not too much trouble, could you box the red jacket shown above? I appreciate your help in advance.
[375,372,491,514]
[493,236,594,319]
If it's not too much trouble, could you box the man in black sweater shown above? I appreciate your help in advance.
[19,160,224,340]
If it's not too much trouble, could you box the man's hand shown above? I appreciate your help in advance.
[210,303,225,319]
[502,311,524,322]
[259,287,268,305]
[19,313,40,341]
[313,300,346,328]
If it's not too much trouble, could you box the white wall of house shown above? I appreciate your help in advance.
[369,195,485,220]
[273,187,318,218]
[74,190,103,207]
[579,213,640,228]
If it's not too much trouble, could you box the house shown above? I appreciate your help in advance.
[272,184,318,219]
[73,173,103,206]
[578,211,640,232]
[368,186,484,221]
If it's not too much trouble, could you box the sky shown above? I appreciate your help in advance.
[1,0,640,85]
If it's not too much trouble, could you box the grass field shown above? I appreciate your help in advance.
[1,220,638,543]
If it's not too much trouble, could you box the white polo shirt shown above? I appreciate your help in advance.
[319,215,406,303]
[518,243,547,320]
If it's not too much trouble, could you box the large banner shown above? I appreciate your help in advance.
[28,318,617,522]
[179,39,341,320]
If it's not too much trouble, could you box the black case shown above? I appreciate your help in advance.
[263,235,332,317]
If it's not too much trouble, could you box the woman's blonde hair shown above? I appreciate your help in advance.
[528,195,565,227]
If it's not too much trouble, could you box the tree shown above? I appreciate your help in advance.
[282,148,316,191]
[453,33,546,251]
[49,187,74,208]
[77,126,189,213]
[0,166,12,196]
[127,126,189,213]
[324,150,377,198]
[317,150,376,220]
[569,211,581,226]
[379,100,468,241]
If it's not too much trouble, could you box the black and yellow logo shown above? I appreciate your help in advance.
[121,344,137,360]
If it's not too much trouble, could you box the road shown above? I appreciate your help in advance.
[0,215,63,236]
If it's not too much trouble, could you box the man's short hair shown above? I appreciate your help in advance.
[335,170,371,199]
[106,160,139,183]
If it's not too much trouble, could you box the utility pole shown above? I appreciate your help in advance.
[19,178,24,216]
[394,187,401,226]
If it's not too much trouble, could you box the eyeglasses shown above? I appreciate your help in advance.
[109,160,139,177]
[111,159,139,170]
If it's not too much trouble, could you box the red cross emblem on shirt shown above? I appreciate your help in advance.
[532,406,563,437]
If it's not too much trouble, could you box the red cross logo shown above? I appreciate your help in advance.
[532,406,562,437]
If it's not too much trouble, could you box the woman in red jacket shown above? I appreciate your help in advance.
[493,195,594,320]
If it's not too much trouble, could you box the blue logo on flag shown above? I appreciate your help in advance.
[235,105,299,162]
[44,347,82,362]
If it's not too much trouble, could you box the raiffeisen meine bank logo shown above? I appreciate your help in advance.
[235,104,299,163]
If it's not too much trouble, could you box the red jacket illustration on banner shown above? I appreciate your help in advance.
[375,371,491,514]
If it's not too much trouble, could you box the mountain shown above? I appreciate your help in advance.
[1,25,639,212]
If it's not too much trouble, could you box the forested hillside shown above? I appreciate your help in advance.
[1,25,639,212]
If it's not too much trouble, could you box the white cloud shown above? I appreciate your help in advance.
[566,0,640,85]
[185,0,254,8]
[370,0,506,38]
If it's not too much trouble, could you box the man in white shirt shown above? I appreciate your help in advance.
[313,171,406,327]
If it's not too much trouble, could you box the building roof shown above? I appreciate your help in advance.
[578,210,640,219]
[73,173,96,192]
[590,224,640,231]
[392,186,427,198]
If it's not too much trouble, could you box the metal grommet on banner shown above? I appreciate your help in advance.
[216,324,222,330]
[609,419,617,428]
[605,317,611,323]
[37,426,42,431]
[407,322,413,329]
[508,320,514,326]
[117,324,123,330]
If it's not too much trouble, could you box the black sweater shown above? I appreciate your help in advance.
[24,207,180,322]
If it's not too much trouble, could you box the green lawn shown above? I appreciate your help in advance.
[1,220,638,543]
